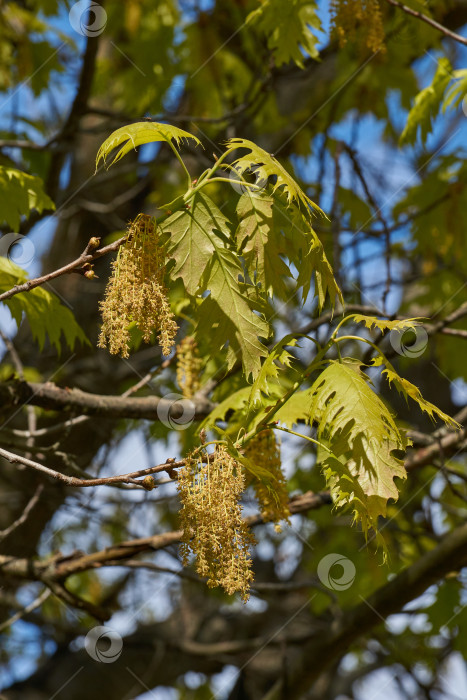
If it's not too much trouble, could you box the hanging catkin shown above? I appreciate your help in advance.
[178,445,254,602]
[176,336,202,398]
[244,429,290,531]
[99,214,178,358]
[330,0,385,53]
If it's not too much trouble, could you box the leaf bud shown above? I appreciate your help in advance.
[88,237,101,249]
[141,475,156,490]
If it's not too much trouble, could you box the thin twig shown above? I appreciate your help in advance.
[0,588,51,633]
[342,144,392,312]
[0,236,126,303]
[0,483,44,541]
[384,0,467,47]
[0,446,186,487]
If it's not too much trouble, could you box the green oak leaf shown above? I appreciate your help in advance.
[308,359,407,534]
[371,356,460,428]
[95,121,201,169]
[352,315,425,332]
[163,191,231,295]
[0,167,55,231]
[163,192,269,379]
[400,57,452,146]
[247,0,321,68]
[236,192,293,298]
[227,137,324,216]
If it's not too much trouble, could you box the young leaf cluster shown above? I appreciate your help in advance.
[202,314,459,554]
[93,122,461,593]
[96,121,342,378]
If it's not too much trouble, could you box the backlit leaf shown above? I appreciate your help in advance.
[236,192,294,298]
[96,121,202,169]
[352,315,425,332]
[247,0,321,68]
[164,191,231,295]
[372,356,460,428]
[443,68,467,111]
[227,137,325,216]
[164,192,269,378]
[400,57,452,146]
[0,166,54,231]
[308,359,407,534]
[249,334,299,406]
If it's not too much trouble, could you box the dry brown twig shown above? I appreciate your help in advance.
[0,235,126,303]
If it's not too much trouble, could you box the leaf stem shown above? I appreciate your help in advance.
[272,425,336,455]
[332,334,388,362]
[167,140,192,190]
[235,342,333,450]
[191,440,226,456]
[199,177,261,190]
[330,314,359,339]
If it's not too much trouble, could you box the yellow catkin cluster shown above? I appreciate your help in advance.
[98,214,178,358]
[244,429,290,532]
[330,0,385,53]
[178,445,255,602]
[176,336,202,398]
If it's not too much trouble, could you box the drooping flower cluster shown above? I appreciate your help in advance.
[98,214,178,357]
[176,336,202,398]
[244,429,290,532]
[178,445,254,602]
[330,0,385,53]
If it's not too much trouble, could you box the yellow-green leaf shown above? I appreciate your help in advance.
[373,358,461,429]
[0,257,88,353]
[249,334,299,406]
[96,121,202,169]
[352,315,425,333]
[0,167,55,231]
[308,359,407,533]
[400,58,452,146]
[247,0,321,68]
[227,137,325,216]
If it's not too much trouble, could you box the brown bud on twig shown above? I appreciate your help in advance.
[141,475,156,490]
[88,237,101,249]
[83,263,97,279]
